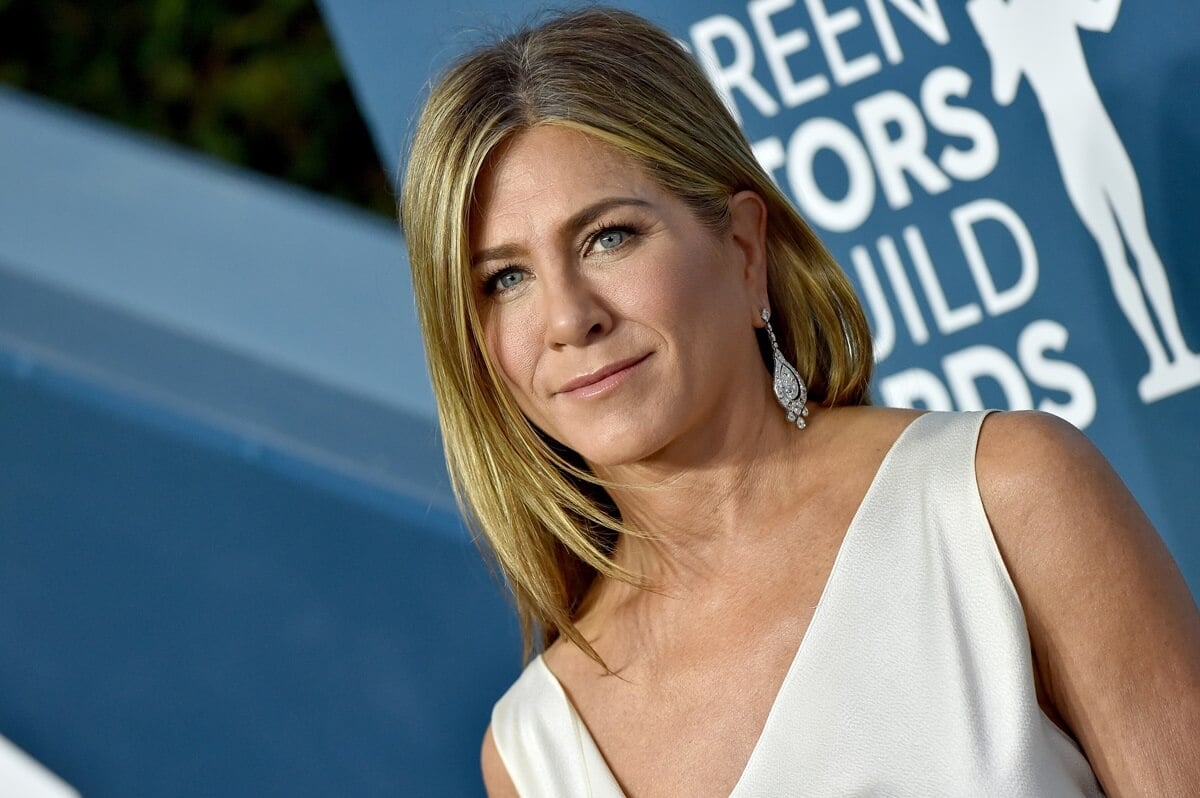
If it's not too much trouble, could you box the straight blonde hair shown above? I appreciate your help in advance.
[400,6,873,663]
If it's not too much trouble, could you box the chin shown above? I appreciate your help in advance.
[534,397,685,469]
[558,423,673,470]
[576,446,652,471]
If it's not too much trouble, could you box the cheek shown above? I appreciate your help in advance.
[624,243,726,335]
[484,305,543,410]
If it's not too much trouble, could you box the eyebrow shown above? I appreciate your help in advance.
[470,197,652,268]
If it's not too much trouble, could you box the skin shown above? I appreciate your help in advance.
[472,126,1200,797]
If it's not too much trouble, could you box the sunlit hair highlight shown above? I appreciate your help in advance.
[400,6,873,664]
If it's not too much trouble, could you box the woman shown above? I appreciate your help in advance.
[400,7,1200,796]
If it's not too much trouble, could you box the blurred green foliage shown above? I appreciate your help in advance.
[0,0,394,216]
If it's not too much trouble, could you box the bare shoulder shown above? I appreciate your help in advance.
[975,409,1100,502]
[481,722,519,797]
[974,410,1200,794]
[972,410,1168,584]
[815,404,926,453]
[801,406,928,491]
[972,409,1186,623]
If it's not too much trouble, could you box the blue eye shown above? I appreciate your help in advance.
[484,267,525,296]
[497,270,524,289]
[596,229,628,250]
[594,229,629,251]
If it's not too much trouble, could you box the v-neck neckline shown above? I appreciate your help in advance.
[535,412,931,797]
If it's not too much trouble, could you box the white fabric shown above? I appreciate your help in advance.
[492,411,1105,796]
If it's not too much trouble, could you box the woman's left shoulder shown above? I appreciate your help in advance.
[974,409,1098,500]
[971,408,1161,613]
[973,410,1200,794]
[971,409,1152,562]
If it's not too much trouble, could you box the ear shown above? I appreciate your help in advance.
[727,190,770,325]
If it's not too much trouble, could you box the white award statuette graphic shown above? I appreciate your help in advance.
[968,0,1200,402]
[0,735,80,798]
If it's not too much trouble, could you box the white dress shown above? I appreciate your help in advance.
[491,411,1105,796]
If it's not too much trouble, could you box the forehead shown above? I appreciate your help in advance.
[470,126,655,243]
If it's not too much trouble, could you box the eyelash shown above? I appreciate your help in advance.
[583,219,640,255]
[481,266,524,296]
[479,219,641,297]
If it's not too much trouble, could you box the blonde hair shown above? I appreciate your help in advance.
[400,6,873,662]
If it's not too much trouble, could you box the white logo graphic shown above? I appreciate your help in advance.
[0,735,79,798]
[968,0,1200,402]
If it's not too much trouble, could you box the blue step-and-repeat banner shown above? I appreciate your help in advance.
[0,1,1196,795]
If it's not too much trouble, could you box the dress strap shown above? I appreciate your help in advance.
[491,656,624,797]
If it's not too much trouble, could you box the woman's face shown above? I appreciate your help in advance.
[470,126,768,468]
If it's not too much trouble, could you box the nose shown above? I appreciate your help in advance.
[542,271,612,349]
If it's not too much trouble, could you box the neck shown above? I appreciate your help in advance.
[593,387,819,596]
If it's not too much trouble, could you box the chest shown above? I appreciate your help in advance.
[537,531,1086,797]
[546,477,872,795]
[549,549,841,797]
[564,620,810,795]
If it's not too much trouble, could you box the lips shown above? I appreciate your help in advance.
[555,353,651,396]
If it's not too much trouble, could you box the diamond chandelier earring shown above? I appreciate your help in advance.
[761,308,809,429]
